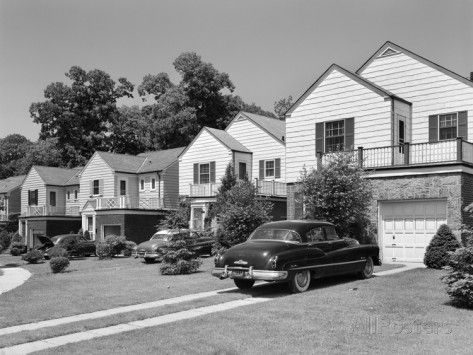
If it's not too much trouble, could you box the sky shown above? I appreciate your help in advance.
[0,0,472,140]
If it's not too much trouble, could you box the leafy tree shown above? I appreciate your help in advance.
[108,106,149,155]
[29,66,134,166]
[18,138,63,173]
[424,224,461,269]
[0,134,32,178]
[300,152,373,241]
[159,199,191,230]
[137,73,174,102]
[274,95,293,119]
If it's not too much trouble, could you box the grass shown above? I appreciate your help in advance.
[33,268,473,355]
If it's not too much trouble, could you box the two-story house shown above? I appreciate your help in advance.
[179,111,287,230]
[79,147,184,243]
[285,41,473,263]
[0,175,25,225]
[18,166,82,247]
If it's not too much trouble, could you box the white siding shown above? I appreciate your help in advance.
[360,52,473,143]
[138,173,160,200]
[162,161,179,208]
[226,118,285,182]
[78,154,115,210]
[179,129,232,196]
[21,168,46,213]
[46,186,66,210]
[115,173,139,201]
[286,68,392,182]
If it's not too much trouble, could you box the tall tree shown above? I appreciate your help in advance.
[0,134,32,179]
[29,66,134,166]
[274,95,293,120]
[108,106,149,155]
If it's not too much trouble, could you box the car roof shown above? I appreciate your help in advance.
[257,220,334,236]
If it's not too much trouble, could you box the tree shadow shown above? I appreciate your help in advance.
[0,263,21,268]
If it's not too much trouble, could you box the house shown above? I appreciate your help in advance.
[78,147,184,243]
[0,175,25,225]
[285,41,473,263]
[179,111,287,230]
[18,166,83,247]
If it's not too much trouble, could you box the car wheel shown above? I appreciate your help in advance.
[289,270,311,293]
[234,279,255,290]
[144,258,155,264]
[359,257,374,279]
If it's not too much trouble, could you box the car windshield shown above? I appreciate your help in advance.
[248,229,302,243]
[150,233,171,241]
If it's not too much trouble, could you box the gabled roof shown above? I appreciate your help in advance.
[137,147,186,173]
[227,111,286,143]
[357,41,473,88]
[96,151,147,173]
[34,166,82,186]
[285,64,410,116]
[205,127,251,153]
[0,175,26,194]
[64,168,83,186]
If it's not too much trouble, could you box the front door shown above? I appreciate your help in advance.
[87,216,94,240]
[192,207,204,231]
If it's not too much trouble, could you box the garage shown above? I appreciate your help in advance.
[379,199,447,263]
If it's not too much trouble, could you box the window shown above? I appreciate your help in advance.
[74,190,78,200]
[265,160,275,178]
[140,179,145,190]
[49,191,56,207]
[151,178,156,190]
[67,191,71,200]
[324,226,340,241]
[238,162,247,179]
[199,163,210,184]
[120,180,126,196]
[439,113,457,140]
[93,180,100,195]
[325,120,345,152]
[306,227,325,243]
[28,190,38,206]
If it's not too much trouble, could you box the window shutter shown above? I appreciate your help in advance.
[28,190,31,206]
[275,158,281,179]
[344,117,354,150]
[210,161,216,183]
[429,115,438,142]
[315,122,324,153]
[99,179,104,195]
[193,163,199,184]
[259,160,264,180]
[34,190,38,205]
[458,111,468,140]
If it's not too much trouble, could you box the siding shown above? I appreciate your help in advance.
[233,151,252,179]
[115,173,139,201]
[286,68,392,182]
[79,154,115,210]
[179,129,232,196]
[21,168,46,213]
[8,188,21,214]
[226,118,285,181]
[46,186,66,209]
[359,52,473,143]
[65,186,80,209]
[162,160,179,208]
[138,173,160,200]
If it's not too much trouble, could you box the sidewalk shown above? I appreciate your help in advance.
[0,265,31,295]
[374,262,425,277]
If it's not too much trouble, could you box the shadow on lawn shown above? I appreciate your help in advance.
[0,263,22,268]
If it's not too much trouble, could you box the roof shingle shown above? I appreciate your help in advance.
[34,166,82,186]
[239,112,286,142]
[205,127,251,153]
[0,175,26,194]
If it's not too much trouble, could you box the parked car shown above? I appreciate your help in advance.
[212,220,381,293]
[133,229,213,263]
[36,234,96,259]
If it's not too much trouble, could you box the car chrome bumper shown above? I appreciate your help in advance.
[132,252,160,259]
[211,266,288,281]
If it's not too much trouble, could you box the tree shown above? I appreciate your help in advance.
[300,152,373,241]
[137,73,174,102]
[29,66,134,166]
[424,224,461,269]
[274,95,293,119]
[160,231,202,275]
[441,247,473,308]
[18,138,63,173]
[108,106,149,155]
[0,134,32,179]
[159,199,191,230]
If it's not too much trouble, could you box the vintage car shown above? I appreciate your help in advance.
[212,220,381,293]
[132,229,213,263]
[36,234,96,259]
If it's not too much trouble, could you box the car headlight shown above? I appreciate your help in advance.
[268,256,278,269]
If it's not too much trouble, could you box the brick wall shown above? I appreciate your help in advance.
[461,173,473,227]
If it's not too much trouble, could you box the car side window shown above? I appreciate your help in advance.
[324,226,340,241]
[284,231,302,243]
[306,227,325,243]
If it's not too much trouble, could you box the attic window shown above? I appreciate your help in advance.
[379,47,399,57]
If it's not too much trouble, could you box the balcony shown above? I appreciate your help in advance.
[318,138,473,170]
[190,180,287,198]
[25,205,77,217]
[95,196,164,210]
[189,183,220,197]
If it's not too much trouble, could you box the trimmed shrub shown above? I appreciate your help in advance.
[160,232,202,275]
[461,229,473,247]
[96,242,112,260]
[441,247,473,308]
[0,230,12,251]
[48,246,69,259]
[123,241,136,257]
[424,224,461,269]
[50,257,70,273]
[22,249,44,264]
[83,230,91,240]
[10,242,25,256]
[104,235,127,256]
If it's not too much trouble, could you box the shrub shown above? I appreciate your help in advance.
[50,257,70,273]
[160,232,202,275]
[0,230,12,251]
[104,235,127,256]
[10,231,22,243]
[441,247,473,309]
[48,246,69,258]
[22,249,44,264]
[10,242,25,256]
[461,228,473,247]
[123,241,136,257]
[83,230,91,240]
[95,242,112,260]
[424,224,461,269]
[159,199,190,230]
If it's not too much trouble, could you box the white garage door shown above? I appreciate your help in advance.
[380,199,447,263]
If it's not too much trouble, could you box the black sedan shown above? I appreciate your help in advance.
[36,234,96,259]
[212,220,381,293]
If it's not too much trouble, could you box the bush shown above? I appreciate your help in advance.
[10,242,25,256]
[160,232,202,275]
[461,228,473,247]
[0,230,12,251]
[95,242,112,260]
[104,235,128,256]
[424,224,461,269]
[123,241,136,257]
[48,246,69,258]
[50,257,70,273]
[22,249,44,264]
[441,247,473,308]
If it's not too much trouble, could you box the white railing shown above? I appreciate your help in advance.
[65,205,81,216]
[409,140,457,165]
[0,213,7,222]
[255,179,287,197]
[95,196,164,210]
[25,205,66,216]
[189,183,220,197]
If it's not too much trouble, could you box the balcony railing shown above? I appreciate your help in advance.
[65,205,81,216]
[255,179,287,197]
[95,196,164,210]
[318,138,473,170]
[189,183,220,197]
[25,205,68,217]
